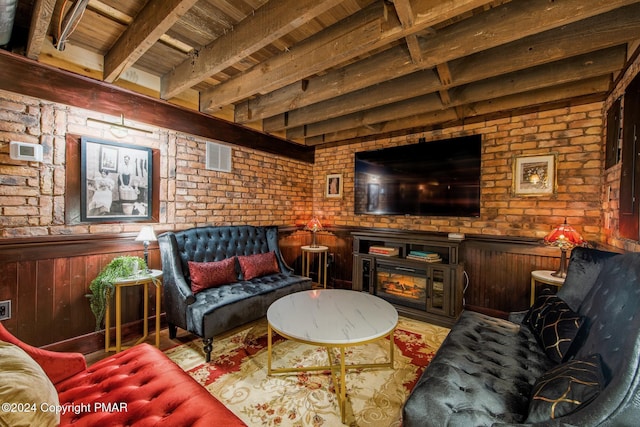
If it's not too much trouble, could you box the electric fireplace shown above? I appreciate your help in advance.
[376,262,427,310]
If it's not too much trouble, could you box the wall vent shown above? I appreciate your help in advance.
[206,141,232,172]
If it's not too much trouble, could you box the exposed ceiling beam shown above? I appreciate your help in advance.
[160,0,344,100]
[262,3,640,132]
[25,0,56,60]
[290,46,625,139]
[392,0,423,64]
[200,0,497,112]
[237,0,640,126]
[103,0,199,83]
[306,76,612,145]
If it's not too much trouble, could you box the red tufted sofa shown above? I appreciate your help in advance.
[0,322,245,426]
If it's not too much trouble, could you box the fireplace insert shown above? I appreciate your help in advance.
[376,262,427,310]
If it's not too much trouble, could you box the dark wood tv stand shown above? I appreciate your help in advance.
[352,229,465,327]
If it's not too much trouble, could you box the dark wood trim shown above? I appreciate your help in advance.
[0,49,314,164]
[0,232,157,263]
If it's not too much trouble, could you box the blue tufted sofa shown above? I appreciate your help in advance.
[159,225,312,362]
[403,247,640,426]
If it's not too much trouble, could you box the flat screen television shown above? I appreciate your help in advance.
[354,135,481,217]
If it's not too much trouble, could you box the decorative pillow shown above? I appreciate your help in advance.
[526,353,604,423]
[523,290,556,334]
[0,340,60,427]
[524,294,584,363]
[188,257,237,294]
[237,251,280,281]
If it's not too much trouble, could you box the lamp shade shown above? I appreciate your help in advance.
[304,217,323,233]
[544,221,584,249]
[135,226,157,242]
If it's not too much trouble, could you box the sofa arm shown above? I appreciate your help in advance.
[159,232,197,332]
[266,226,294,274]
[0,322,86,385]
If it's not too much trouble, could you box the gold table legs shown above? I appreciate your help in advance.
[267,322,395,424]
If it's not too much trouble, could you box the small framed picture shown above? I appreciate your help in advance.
[326,173,343,198]
[512,153,557,196]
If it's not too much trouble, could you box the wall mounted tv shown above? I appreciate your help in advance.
[354,135,481,217]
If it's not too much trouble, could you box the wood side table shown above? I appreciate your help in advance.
[105,269,163,352]
[301,245,328,288]
[530,270,565,305]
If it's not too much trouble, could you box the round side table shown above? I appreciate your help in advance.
[530,270,565,305]
[301,245,328,288]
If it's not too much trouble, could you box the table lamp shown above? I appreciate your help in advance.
[544,220,585,278]
[304,217,323,248]
[135,226,157,271]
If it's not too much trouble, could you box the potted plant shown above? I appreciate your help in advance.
[87,255,147,331]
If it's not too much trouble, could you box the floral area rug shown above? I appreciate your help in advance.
[164,317,449,427]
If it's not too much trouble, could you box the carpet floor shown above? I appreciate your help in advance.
[164,316,449,427]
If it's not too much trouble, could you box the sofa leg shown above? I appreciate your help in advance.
[203,338,213,362]
[168,323,177,339]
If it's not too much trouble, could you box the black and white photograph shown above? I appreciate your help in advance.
[81,137,152,221]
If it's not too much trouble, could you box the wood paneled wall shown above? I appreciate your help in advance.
[0,234,162,348]
[2,226,610,353]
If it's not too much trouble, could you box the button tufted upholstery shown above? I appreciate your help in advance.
[403,247,640,426]
[159,225,312,361]
[0,322,244,426]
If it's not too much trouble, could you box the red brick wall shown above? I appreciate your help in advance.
[2,66,640,254]
[314,104,607,245]
[0,89,313,238]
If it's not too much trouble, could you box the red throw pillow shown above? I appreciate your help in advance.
[188,257,237,294]
[237,252,280,281]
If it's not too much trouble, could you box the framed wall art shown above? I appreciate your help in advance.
[80,136,153,221]
[512,153,557,196]
[326,173,343,198]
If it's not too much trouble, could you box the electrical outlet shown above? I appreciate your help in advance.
[0,300,11,320]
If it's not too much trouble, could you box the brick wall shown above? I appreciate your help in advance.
[0,89,313,238]
[314,103,607,244]
[2,69,640,253]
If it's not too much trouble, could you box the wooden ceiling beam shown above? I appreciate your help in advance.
[392,0,423,64]
[103,0,198,83]
[288,46,625,139]
[0,50,313,163]
[238,0,640,126]
[25,0,56,60]
[160,0,343,100]
[261,3,640,132]
[201,0,496,112]
[307,76,612,145]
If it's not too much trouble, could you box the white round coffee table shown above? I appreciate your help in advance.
[267,289,398,423]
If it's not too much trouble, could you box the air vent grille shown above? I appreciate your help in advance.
[206,141,232,172]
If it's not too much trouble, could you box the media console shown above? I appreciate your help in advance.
[352,230,464,327]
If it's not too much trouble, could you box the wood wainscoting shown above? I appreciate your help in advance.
[1,227,604,353]
[0,234,162,351]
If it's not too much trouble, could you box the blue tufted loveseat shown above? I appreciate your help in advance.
[403,247,640,426]
[159,225,312,362]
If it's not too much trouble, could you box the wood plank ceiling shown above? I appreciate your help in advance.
[8,0,640,148]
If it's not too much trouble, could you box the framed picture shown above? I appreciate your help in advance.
[80,136,153,221]
[512,153,557,196]
[326,173,343,198]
